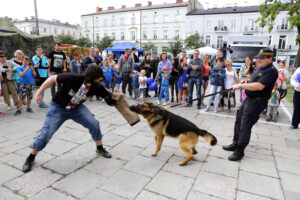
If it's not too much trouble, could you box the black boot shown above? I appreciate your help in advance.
[228,145,244,161]
[223,140,237,151]
[23,154,35,173]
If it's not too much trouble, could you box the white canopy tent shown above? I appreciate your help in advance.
[198,46,219,56]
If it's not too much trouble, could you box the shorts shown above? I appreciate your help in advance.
[19,84,33,100]
[202,76,209,84]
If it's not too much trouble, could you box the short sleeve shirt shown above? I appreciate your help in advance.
[245,63,278,100]
[18,66,34,84]
[48,51,66,72]
[139,76,147,89]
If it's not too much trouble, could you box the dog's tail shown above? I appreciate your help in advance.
[198,130,217,146]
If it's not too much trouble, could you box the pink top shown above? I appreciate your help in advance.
[202,63,210,77]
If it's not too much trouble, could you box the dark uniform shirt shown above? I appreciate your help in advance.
[245,63,278,100]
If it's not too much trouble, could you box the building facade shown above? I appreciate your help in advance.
[81,0,202,54]
[13,17,82,39]
[186,6,298,68]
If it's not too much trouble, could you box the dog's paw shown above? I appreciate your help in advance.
[179,162,187,166]
[151,153,157,157]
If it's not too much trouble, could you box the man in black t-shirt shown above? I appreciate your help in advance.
[48,42,67,97]
[223,48,278,161]
[22,64,116,173]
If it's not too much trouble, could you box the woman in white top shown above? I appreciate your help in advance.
[220,59,239,112]
[277,60,289,102]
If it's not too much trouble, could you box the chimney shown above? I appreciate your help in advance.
[108,6,114,10]
[148,1,152,6]
[135,3,142,7]
[176,0,183,3]
[96,7,102,12]
[122,5,126,8]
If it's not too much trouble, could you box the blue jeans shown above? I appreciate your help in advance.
[159,86,169,102]
[33,101,102,151]
[205,85,222,112]
[188,77,202,106]
[102,81,112,90]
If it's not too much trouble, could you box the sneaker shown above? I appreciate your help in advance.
[163,102,169,106]
[7,106,12,111]
[22,157,35,173]
[15,109,22,116]
[26,107,34,113]
[96,148,112,158]
[156,100,161,105]
[185,103,192,107]
[89,97,93,101]
[0,111,5,115]
[97,97,102,101]
[289,125,298,129]
[39,102,48,108]
[197,105,201,110]
[102,99,105,103]
[202,108,209,112]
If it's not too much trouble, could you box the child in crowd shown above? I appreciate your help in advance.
[266,84,280,122]
[114,65,122,92]
[132,70,139,100]
[137,70,147,101]
[15,56,37,116]
[101,59,115,102]
[157,67,171,106]
[177,63,189,106]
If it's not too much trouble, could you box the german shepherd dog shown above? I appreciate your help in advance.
[130,102,217,165]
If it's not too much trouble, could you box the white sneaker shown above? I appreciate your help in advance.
[102,99,105,103]
[163,102,169,106]
[156,100,161,105]
[7,106,12,111]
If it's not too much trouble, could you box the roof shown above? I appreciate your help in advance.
[0,17,32,37]
[187,5,259,15]
[105,42,143,52]
[13,18,80,28]
[82,2,189,16]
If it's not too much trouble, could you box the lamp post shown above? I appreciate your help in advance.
[34,0,39,35]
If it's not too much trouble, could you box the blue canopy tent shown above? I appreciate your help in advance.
[104,42,144,60]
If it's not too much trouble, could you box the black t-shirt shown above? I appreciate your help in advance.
[48,51,66,72]
[53,73,110,108]
[245,63,278,100]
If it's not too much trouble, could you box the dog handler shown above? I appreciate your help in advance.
[223,48,278,161]
[22,64,116,172]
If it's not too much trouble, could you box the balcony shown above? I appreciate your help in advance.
[214,26,228,32]
[244,26,258,33]
[277,25,289,31]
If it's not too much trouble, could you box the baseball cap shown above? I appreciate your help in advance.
[257,47,274,58]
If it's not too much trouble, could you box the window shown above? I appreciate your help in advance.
[104,19,108,27]
[86,34,89,39]
[84,21,88,28]
[120,17,125,25]
[206,35,211,45]
[43,28,47,32]
[67,30,70,35]
[104,32,107,37]
[206,20,211,29]
[131,31,136,40]
[269,35,272,45]
[143,16,148,23]
[281,18,288,29]
[121,32,125,40]
[131,17,136,25]
[96,33,100,41]
[217,36,223,48]
[153,15,158,23]
[163,30,168,39]
[143,31,147,39]
[175,30,180,39]
[111,18,115,26]
[73,31,75,36]
[95,20,99,27]
[248,19,255,28]
[218,20,224,29]
[278,35,286,49]
[54,28,57,34]
[231,19,236,29]
[62,30,65,35]
[175,14,180,22]
[112,32,116,40]
[153,30,158,39]
[163,15,169,23]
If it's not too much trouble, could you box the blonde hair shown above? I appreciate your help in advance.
[225,59,232,67]
[141,69,146,75]
[14,50,24,57]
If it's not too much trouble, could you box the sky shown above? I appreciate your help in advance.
[2,0,265,25]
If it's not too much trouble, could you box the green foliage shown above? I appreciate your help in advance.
[55,34,76,44]
[142,42,155,53]
[167,38,183,57]
[76,37,92,48]
[184,33,205,49]
[94,36,114,52]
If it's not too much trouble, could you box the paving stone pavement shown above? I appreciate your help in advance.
[0,89,299,200]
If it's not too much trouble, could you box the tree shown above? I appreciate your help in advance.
[94,36,114,52]
[142,42,155,54]
[256,0,300,68]
[55,34,76,44]
[167,38,183,57]
[76,37,92,48]
[184,32,205,49]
